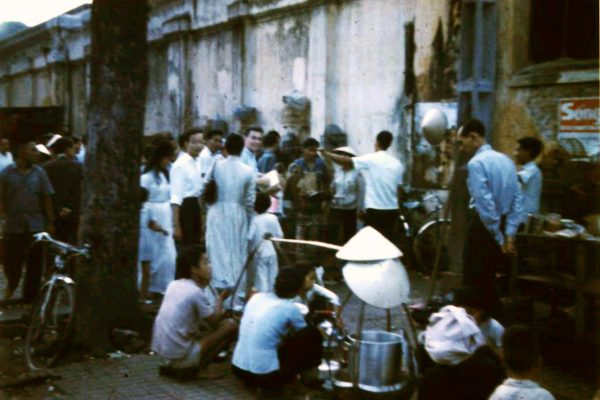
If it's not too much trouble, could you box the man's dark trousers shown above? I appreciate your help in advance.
[365,208,398,244]
[463,211,509,316]
[3,233,44,302]
[175,197,202,279]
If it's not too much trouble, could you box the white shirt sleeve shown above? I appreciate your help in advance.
[288,305,308,331]
[518,163,536,185]
[352,153,373,172]
[309,284,340,306]
[273,218,283,239]
[169,162,185,206]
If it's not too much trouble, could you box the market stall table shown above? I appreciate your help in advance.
[512,233,600,339]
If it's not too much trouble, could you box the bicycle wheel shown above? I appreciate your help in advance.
[413,219,451,275]
[25,280,75,370]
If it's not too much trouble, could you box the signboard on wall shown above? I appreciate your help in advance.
[558,97,599,157]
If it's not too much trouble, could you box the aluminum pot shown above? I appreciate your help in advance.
[342,330,406,392]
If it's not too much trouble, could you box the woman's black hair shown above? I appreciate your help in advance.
[274,267,305,299]
[143,139,174,181]
[254,191,272,213]
[294,260,316,280]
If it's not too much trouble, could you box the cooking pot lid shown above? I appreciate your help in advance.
[343,258,410,309]
[336,226,402,261]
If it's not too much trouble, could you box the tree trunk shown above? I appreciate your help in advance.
[75,0,148,354]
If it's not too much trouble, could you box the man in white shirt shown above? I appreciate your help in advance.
[514,137,543,215]
[198,129,224,183]
[241,126,263,175]
[171,128,204,278]
[321,130,404,242]
[0,138,13,172]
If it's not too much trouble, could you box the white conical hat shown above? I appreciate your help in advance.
[332,146,357,157]
[35,144,51,156]
[46,134,62,148]
[336,226,402,261]
[342,258,410,309]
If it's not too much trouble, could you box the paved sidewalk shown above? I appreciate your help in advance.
[1,271,597,399]
[55,354,256,400]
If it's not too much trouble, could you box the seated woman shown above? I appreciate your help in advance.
[151,249,238,378]
[292,261,341,327]
[418,305,506,400]
[232,266,323,392]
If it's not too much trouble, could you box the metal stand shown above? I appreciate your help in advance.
[426,140,460,304]
[267,236,418,399]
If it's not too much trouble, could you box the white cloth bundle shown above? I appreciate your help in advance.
[424,305,485,365]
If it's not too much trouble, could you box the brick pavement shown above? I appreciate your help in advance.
[54,354,255,400]
[1,268,597,399]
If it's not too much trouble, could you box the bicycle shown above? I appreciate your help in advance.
[396,189,451,275]
[24,232,89,370]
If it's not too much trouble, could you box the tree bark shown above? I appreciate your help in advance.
[75,0,148,353]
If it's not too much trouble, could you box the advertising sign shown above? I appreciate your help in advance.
[558,97,599,157]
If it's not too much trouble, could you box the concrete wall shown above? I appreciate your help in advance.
[0,0,468,163]
[493,0,599,154]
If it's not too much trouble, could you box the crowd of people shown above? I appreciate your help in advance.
[0,118,554,398]
[0,135,84,301]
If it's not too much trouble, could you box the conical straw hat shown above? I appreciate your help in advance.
[46,134,62,148]
[35,144,51,156]
[342,258,410,309]
[336,226,402,261]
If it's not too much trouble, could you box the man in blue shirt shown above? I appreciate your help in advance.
[514,137,543,215]
[458,119,524,314]
[257,130,280,174]
[288,138,331,260]
[0,141,55,301]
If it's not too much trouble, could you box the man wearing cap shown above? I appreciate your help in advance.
[43,137,82,244]
[321,130,404,243]
[0,141,55,301]
[457,119,524,315]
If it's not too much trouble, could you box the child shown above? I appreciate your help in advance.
[138,188,170,303]
[489,325,554,399]
[247,192,284,293]
[152,249,238,378]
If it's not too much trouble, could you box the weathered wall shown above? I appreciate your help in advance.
[144,44,170,135]
[0,0,467,162]
[328,0,411,157]
[493,0,599,154]
[191,30,238,128]
[253,13,310,131]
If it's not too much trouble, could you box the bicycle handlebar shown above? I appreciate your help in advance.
[32,232,90,258]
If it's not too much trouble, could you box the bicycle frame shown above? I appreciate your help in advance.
[37,274,75,326]
[30,233,88,324]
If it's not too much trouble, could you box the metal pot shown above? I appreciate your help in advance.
[337,330,406,393]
